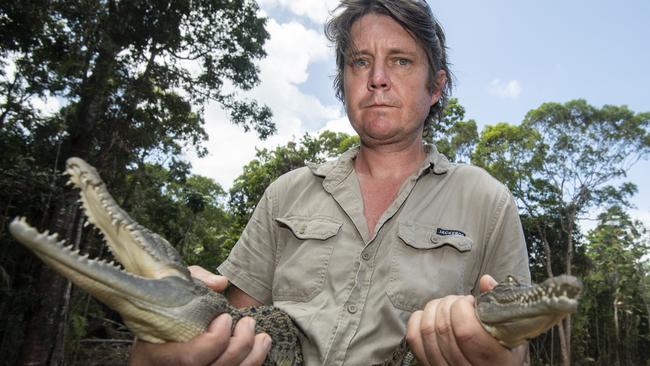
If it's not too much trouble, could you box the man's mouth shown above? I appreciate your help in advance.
[364,103,396,108]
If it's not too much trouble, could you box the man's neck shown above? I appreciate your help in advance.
[354,139,427,180]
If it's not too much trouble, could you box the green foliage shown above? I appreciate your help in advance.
[68,313,88,342]
[1,0,274,173]
[575,206,650,364]
[123,163,232,270]
[472,100,649,364]
[0,0,273,361]
[473,100,649,271]
[427,98,479,162]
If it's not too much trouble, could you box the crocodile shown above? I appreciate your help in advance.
[9,157,582,365]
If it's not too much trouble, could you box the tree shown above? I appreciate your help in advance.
[125,163,233,270]
[426,98,478,163]
[472,100,650,366]
[579,206,649,365]
[0,0,273,363]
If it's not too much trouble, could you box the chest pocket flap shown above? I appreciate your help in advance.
[276,216,342,240]
[273,215,342,302]
[398,222,473,252]
[390,222,473,312]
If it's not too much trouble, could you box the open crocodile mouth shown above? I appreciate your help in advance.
[64,158,189,280]
[9,158,205,318]
[9,158,304,351]
[10,217,196,307]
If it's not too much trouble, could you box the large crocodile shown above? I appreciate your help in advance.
[9,157,582,365]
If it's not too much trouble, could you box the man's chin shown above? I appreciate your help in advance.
[358,132,422,149]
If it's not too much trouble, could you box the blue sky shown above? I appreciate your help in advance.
[189,0,649,226]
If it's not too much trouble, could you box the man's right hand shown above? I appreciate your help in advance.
[128,266,272,366]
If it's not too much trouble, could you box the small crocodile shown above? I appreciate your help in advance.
[9,157,582,365]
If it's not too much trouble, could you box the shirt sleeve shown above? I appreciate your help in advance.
[217,185,278,305]
[478,187,531,292]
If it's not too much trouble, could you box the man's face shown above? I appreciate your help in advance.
[343,13,443,147]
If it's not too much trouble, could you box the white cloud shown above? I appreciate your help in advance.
[188,18,346,189]
[488,79,522,99]
[261,20,329,84]
[251,19,341,131]
[189,106,303,189]
[258,0,339,24]
[319,115,356,136]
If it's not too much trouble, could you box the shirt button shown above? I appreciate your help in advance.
[361,252,371,261]
[347,304,358,314]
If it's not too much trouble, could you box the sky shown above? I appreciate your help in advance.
[188,0,650,228]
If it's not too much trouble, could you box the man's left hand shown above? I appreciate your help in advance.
[406,275,527,365]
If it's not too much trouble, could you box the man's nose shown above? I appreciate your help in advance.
[368,63,390,90]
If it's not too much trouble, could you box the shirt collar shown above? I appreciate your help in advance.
[308,143,450,189]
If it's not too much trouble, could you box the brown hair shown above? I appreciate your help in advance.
[325,0,453,128]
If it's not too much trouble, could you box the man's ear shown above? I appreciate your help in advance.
[430,70,447,105]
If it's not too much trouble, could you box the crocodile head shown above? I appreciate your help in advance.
[9,158,228,343]
[476,274,582,348]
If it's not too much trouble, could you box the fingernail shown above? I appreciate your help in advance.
[264,334,272,350]
[210,314,232,332]
[221,313,233,328]
[248,317,256,332]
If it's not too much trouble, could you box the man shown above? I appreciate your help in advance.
[130,0,530,365]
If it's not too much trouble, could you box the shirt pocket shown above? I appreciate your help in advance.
[386,222,473,312]
[272,215,342,302]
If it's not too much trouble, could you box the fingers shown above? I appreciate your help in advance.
[418,300,444,365]
[189,265,229,292]
[129,314,233,366]
[406,310,431,366]
[406,295,489,365]
[479,274,498,293]
[407,296,474,366]
[129,314,271,366]
[212,317,268,366]
[433,297,471,366]
[239,333,272,366]
[451,296,524,365]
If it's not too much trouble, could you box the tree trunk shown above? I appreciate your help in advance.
[16,266,70,366]
[17,200,79,365]
[557,319,569,366]
[557,218,576,366]
[613,294,620,366]
[67,44,119,158]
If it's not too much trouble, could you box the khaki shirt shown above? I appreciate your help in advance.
[218,145,530,365]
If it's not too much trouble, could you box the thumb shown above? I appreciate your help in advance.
[188,265,229,292]
[479,274,498,293]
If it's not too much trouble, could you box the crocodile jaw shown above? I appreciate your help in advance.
[8,157,230,343]
[66,157,188,280]
[9,217,224,343]
[476,275,582,348]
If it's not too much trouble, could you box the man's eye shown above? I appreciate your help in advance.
[396,58,411,66]
[352,59,368,67]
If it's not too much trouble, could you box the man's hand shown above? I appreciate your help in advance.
[406,275,527,366]
[129,266,272,366]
